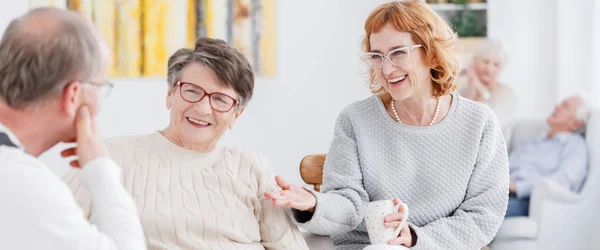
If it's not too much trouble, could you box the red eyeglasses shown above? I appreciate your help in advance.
[177,81,239,112]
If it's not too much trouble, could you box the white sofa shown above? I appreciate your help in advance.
[489,110,600,250]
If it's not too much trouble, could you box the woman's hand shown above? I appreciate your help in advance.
[465,65,478,81]
[264,176,317,212]
[385,198,415,247]
[465,66,490,101]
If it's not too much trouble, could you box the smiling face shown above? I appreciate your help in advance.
[165,62,244,150]
[473,53,502,86]
[369,23,432,102]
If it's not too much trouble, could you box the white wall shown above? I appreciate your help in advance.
[488,0,599,118]
[591,0,600,246]
[592,0,600,109]
[487,0,558,119]
[556,0,594,101]
[0,1,27,35]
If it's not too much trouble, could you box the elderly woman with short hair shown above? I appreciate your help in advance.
[460,38,518,146]
[64,37,309,250]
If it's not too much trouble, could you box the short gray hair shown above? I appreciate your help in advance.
[472,38,508,66]
[0,7,103,109]
[576,98,592,122]
[167,37,254,107]
[573,93,594,135]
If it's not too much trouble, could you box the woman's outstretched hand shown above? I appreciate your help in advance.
[264,175,317,212]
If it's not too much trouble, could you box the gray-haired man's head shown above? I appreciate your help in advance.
[547,95,593,135]
[0,7,109,110]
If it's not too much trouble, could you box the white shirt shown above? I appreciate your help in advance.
[0,124,146,250]
[509,130,588,199]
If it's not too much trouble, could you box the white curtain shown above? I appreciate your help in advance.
[555,0,597,106]
[592,0,600,108]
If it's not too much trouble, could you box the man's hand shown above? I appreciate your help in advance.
[60,106,109,167]
[509,181,516,193]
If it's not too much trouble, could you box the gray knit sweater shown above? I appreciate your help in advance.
[293,94,509,250]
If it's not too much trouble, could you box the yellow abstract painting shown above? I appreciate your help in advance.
[188,0,278,77]
[28,0,277,77]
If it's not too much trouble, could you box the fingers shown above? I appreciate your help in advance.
[61,148,77,157]
[62,147,80,168]
[266,192,293,208]
[273,197,293,207]
[274,175,291,190]
[265,190,293,200]
[69,160,80,168]
[384,220,402,229]
[72,105,109,166]
[264,191,277,200]
[388,226,411,245]
[62,138,76,143]
[264,187,316,211]
[400,224,410,235]
[392,198,405,213]
[264,191,288,202]
[384,212,404,224]
[388,234,410,246]
[397,204,405,214]
[75,106,93,140]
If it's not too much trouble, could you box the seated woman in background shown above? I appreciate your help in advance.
[265,1,509,249]
[459,38,518,145]
[63,37,308,250]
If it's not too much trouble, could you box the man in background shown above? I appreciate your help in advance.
[506,95,591,217]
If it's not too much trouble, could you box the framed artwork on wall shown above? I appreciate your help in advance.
[28,0,277,77]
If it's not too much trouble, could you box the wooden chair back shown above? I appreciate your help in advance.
[299,154,326,192]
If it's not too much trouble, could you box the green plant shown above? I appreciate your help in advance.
[451,3,487,37]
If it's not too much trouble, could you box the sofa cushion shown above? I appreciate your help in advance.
[495,217,538,240]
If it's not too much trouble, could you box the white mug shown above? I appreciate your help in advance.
[364,200,409,245]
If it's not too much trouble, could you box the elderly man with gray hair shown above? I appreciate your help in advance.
[506,95,592,217]
[0,7,145,249]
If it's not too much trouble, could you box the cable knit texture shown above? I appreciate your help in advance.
[293,94,509,250]
[64,132,308,250]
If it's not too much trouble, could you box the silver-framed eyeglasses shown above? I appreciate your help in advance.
[82,80,114,98]
[364,44,423,70]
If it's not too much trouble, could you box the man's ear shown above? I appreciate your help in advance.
[229,106,245,130]
[61,81,81,117]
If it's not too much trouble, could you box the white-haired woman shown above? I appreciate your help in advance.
[461,39,518,146]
